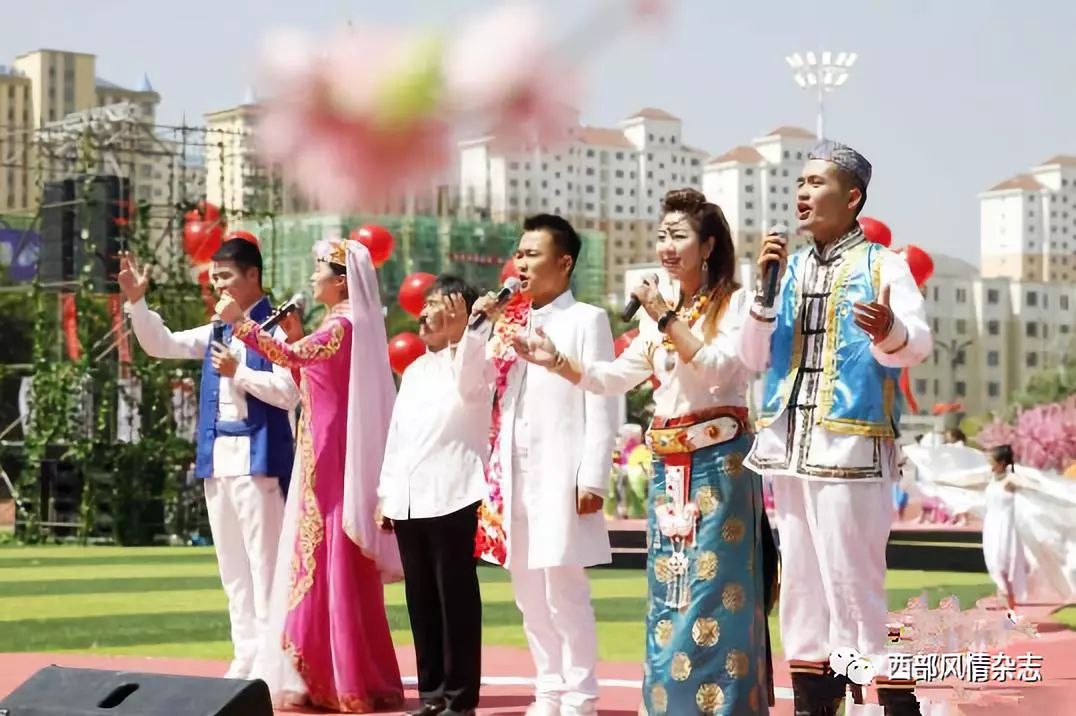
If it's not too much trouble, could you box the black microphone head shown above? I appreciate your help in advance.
[502,276,521,298]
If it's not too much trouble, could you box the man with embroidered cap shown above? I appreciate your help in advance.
[738,140,932,715]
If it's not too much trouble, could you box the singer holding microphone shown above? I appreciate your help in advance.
[376,275,491,716]
[738,141,931,716]
[470,214,617,716]
[216,236,403,712]
[119,235,298,681]
[512,189,774,716]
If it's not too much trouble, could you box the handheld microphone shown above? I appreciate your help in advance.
[211,318,225,345]
[260,293,306,333]
[622,273,660,321]
[470,277,521,329]
[762,224,789,309]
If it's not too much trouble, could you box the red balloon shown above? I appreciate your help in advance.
[902,244,934,287]
[225,229,259,247]
[500,259,520,284]
[387,332,426,375]
[859,217,892,247]
[197,200,221,224]
[398,272,436,317]
[351,225,395,268]
[183,219,225,264]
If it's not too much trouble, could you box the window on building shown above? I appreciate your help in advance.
[932,318,940,333]
[987,320,1000,335]
[783,151,790,159]
[1026,322,1038,338]
[955,381,967,397]
[956,288,967,303]
[615,170,624,178]
[1027,353,1039,368]
[509,179,518,187]
[987,350,1000,367]
[915,379,928,395]
[745,201,754,210]
[585,185,594,193]
[615,205,623,213]
[770,202,777,210]
[745,184,754,193]
[745,168,754,176]
[615,188,624,195]
[615,152,623,160]
[987,288,1000,304]
[956,319,967,334]
[587,150,595,158]
[933,379,940,395]
[955,349,967,365]
[1027,291,1038,307]
[585,202,594,210]
[745,218,754,227]
[1062,295,1070,310]
[988,382,1000,398]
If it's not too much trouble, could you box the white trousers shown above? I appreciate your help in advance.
[509,449,599,715]
[772,474,892,674]
[203,475,285,679]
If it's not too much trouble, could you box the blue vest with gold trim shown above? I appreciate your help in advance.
[759,240,903,438]
[195,296,294,489]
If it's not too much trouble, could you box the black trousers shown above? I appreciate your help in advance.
[394,501,483,711]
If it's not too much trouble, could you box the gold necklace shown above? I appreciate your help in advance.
[662,293,708,371]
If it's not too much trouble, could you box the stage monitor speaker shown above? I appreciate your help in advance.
[0,666,273,716]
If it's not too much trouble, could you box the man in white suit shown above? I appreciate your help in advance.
[469,214,617,716]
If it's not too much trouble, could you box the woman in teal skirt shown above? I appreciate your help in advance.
[513,188,778,714]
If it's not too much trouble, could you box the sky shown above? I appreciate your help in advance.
[6,0,1076,265]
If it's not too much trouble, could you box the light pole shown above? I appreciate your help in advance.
[785,51,857,140]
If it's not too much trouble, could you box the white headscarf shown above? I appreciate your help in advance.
[339,240,403,581]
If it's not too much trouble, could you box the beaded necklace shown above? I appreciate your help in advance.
[661,292,708,371]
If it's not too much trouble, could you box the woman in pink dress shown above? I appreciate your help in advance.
[216,237,404,712]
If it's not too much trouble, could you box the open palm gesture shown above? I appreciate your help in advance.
[511,326,560,369]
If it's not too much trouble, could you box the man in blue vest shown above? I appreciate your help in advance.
[739,141,932,715]
[120,237,299,679]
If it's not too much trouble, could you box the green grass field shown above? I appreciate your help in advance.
[0,546,1068,662]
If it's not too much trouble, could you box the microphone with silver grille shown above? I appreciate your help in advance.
[470,277,521,329]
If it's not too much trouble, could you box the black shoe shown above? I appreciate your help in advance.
[790,671,845,716]
[877,683,922,716]
[407,703,446,716]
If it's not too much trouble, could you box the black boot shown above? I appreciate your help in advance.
[877,679,922,716]
[790,662,845,716]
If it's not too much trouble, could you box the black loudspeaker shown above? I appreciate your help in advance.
[0,666,273,716]
[37,175,129,293]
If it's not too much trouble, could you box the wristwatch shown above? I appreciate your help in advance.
[657,309,677,333]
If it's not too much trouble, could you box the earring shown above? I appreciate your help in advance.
[702,258,709,274]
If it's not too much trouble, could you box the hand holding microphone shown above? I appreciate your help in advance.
[260,293,306,332]
[470,277,521,329]
[622,273,661,321]
[759,225,789,308]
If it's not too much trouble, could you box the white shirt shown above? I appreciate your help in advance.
[377,325,493,521]
[579,287,754,418]
[125,297,300,478]
[739,231,932,483]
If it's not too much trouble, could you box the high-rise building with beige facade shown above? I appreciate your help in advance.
[0,49,161,213]
[702,126,817,264]
[980,155,1076,283]
[458,108,708,297]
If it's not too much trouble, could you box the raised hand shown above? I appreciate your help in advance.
[471,291,505,325]
[853,284,895,343]
[117,252,152,304]
[214,292,243,324]
[442,292,469,343]
[511,326,560,369]
[632,276,668,322]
